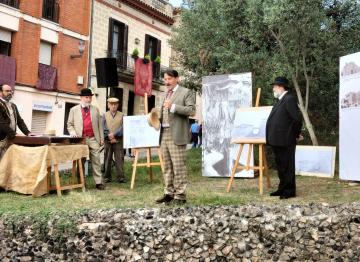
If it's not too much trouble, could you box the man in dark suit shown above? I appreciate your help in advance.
[0,84,31,161]
[266,77,302,199]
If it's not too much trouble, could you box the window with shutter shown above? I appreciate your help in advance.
[31,110,48,135]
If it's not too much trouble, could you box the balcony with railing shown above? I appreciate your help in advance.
[0,0,19,8]
[42,0,59,23]
[108,50,168,84]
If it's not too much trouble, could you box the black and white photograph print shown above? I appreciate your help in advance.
[202,73,252,177]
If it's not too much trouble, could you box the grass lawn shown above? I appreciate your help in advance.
[0,148,359,216]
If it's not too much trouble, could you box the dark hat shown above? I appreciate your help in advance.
[80,88,94,96]
[271,77,290,89]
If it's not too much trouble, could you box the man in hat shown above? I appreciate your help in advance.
[102,97,125,183]
[266,77,303,199]
[156,69,195,205]
[67,88,105,190]
[0,84,31,161]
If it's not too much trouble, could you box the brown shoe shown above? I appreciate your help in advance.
[155,194,173,204]
[96,184,105,190]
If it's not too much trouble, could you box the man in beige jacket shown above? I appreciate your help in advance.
[67,88,105,190]
[156,69,195,205]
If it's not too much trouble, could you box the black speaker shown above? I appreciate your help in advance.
[95,58,119,87]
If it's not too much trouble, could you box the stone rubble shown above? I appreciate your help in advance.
[0,203,359,261]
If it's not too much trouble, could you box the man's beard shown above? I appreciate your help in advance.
[4,94,12,101]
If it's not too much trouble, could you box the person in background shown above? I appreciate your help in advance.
[102,97,125,183]
[67,88,105,190]
[190,121,200,148]
[198,123,203,147]
[0,84,31,161]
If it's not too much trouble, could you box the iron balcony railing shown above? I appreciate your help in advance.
[108,50,168,81]
[42,0,60,23]
[0,0,19,8]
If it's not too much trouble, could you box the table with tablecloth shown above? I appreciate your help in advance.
[0,144,89,196]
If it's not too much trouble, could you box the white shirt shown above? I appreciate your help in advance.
[279,91,288,100]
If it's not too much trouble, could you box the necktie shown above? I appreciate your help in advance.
[167,90,173,99]
[84,106,89,113]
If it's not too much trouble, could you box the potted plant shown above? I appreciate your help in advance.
[143,54,151,64]
[131,48,139,59]
[154,56,161,64]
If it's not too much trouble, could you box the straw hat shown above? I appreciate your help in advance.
[107,97,119,103]
[147,108,160,131]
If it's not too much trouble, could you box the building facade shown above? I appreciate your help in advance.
[0,0,90,135]
[90,0,174,115]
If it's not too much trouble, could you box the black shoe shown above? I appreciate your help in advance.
[270,191,282,197]
[104,178,112,183]
[279,194,296,199]
[96,184,105,190]
[172,199,186,205]
[155,194,173,204]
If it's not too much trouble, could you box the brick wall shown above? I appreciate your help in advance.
[9,0,90,94]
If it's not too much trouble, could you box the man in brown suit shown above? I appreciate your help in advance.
[102,97,125,183]
[0,84,31,161]
[156,69,195,205]
[67,88,105,190]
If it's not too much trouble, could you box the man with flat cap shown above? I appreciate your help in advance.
[266,77,303,199]
[102,97,125,183]
[67,88,105,190]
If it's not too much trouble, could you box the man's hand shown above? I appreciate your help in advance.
[27,133,37,137]
[163,99,172,109]
[108,133,115,140]
[70,134,79,138]
[100,140,104,146]
[110,138,117,144]
[296,134,304,142]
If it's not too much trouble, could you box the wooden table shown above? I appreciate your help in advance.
[7,136,88,196]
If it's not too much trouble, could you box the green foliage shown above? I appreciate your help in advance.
[154,56,161,64]
[131,48,139,58]
[144,54,151,61]
[171,0,360,144]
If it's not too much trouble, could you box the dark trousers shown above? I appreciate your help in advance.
[104,140,124,182]
[271,145,296,196]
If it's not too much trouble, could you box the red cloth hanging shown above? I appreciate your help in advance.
[36,63,57,91]
[0,54,16,89]
[134,58,153,97]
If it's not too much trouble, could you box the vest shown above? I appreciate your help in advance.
[105,111,123,142]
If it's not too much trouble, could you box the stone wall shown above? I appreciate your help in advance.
[0,203,359,261]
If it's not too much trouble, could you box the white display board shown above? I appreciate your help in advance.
[202,73,252,177]
[123,115,160,148]
[295,146,336,178]
[339,52,360,181]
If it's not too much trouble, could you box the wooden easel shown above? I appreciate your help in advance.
[130,93,164,189]
[226,88,271,195]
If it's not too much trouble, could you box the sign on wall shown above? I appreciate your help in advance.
[339,52,360,181]
[202,73,252,177]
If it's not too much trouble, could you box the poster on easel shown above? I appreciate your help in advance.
[202,73,252,177]
[339,52,360,181]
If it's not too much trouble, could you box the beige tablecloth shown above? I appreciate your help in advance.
[0,144,89,196]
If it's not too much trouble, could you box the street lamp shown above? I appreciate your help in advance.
[70,40,86,59]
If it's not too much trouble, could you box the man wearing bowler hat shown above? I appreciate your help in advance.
[102,97,125,183]
[67,88,105,190]
[266,77,303,199]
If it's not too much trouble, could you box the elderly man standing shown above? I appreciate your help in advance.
[156,69,195,205]
[102,97,125,183]
[0,84,31,160]
[67,88,105,190]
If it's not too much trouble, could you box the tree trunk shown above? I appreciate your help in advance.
[292,77,319,145]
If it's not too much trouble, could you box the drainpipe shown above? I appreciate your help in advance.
[87,0,95,89]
